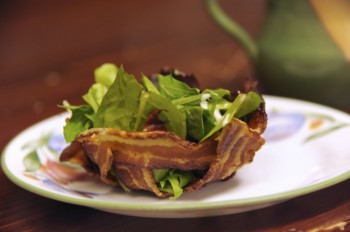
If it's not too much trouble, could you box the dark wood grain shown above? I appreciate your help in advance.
[1,1,349,231]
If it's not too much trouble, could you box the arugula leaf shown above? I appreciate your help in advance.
[200,91,263,141]
[172,94,202,106]
[202,88,231,100]
[157,74,198,99]
[131,90,187,138]
[146,92,187,139]
[203,109,217,136]
[133,91,150,131]
[141,75,160,94]
[235,91,263,118]
[183,106,205,141]
[172,89,230,111]
[62,104,94,142]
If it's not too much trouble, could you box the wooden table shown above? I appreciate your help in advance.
[1,0,349,231]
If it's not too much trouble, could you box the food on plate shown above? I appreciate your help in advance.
[59,63,267,199]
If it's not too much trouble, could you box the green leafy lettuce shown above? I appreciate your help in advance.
[61,63,264,199]
[153,169,194,200]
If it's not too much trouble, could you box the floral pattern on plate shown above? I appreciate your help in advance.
[21,132,115,198]
[264,111,349,142]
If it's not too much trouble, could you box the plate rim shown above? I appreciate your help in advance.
[2,95,350,213]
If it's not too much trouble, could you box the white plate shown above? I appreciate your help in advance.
[2,96,350,218]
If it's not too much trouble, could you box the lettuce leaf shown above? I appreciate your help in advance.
[130,90,187,137]
[94,66,143,130]
[183,106,205,141]
[235,91,264,118]
[141,75,160,94]
[83,63,118,112]
[153,169,194,200]
[146,92,186,139]
[94,63,118,87]
[157,74,198,99]
[200,91,263,141]
[62,104,94,142]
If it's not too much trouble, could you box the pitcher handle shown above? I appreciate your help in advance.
[205,0,258,62]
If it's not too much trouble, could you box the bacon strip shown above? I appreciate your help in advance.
[185,118,264,192]
[73,129,218,171]
[60,116,265,198]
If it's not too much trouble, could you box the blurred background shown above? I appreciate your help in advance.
[0,0,266,147]
[4,0,350,146]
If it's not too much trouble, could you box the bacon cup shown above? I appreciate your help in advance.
[59,64,267,199]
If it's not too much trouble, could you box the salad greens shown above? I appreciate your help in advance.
[153,169,194,200]
[61,63,263,199]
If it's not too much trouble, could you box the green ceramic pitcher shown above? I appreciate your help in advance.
[205,0,350,108]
